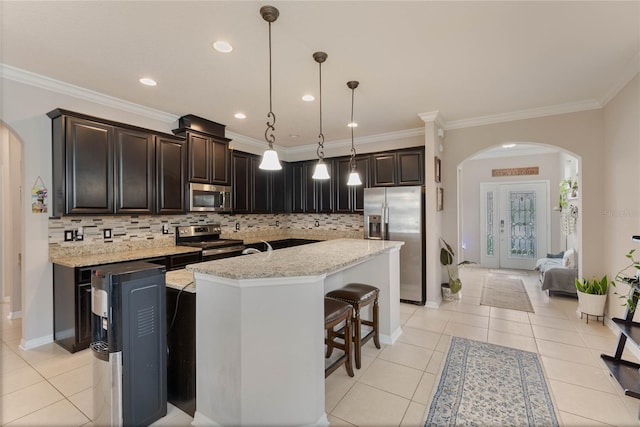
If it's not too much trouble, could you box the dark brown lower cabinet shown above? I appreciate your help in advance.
[166,287,196,417]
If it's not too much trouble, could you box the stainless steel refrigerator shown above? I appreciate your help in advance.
[364,186,426,305]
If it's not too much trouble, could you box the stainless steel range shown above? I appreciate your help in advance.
[176,224,245,262]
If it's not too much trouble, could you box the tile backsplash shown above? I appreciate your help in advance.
[49,212,364,251]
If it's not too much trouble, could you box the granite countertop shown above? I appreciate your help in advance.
[50,245,202,268]
[223,229,363,245]
[187,238,403,280]
[166,269,195,293]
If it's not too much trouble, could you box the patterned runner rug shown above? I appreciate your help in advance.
[425,337,559,427]
[480,275,534,313]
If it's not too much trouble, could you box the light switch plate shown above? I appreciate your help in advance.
[64,230,74,241]
[103,229,112,239]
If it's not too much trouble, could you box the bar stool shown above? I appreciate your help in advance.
[326,283,380,369]
[324,297,354,378]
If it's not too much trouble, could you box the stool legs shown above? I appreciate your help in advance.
[373,297,380,349]
[353,308,362,369]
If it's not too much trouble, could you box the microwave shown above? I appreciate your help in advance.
[189,183,232,212]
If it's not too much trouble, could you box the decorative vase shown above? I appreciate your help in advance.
[577,291,607,316]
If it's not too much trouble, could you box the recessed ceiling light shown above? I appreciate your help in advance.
[302,94,315,102]
[347,122,358,128]
[213,41,233,53]
[234,112,246,119]
[139,77,157,86]
[502,143,516,148]
[289,134,299,138]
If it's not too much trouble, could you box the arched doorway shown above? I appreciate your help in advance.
[457,142,581,272]
[0,124,23,320]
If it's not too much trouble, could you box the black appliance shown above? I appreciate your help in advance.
[175,224,245,261]
[91,261,167,426]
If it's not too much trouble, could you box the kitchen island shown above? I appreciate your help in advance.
[187,238,404,427]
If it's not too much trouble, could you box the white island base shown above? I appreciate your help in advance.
[187,239,404,427]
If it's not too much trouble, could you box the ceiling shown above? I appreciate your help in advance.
[1,1,639,151]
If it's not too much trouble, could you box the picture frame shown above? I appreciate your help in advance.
[434,156,441,183]
[437,187,444,211]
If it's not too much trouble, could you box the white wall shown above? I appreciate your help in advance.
[603,73,640,320]
[460,152,562,264]
[442,109,602,279]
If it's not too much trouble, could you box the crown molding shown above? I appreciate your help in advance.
[0,63,180,123]
[286,127,425,155]
[600,52,640,106]
[443,99,602,130]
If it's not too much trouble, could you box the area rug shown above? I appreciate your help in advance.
[480,275,534,313]
[424,337,559,427]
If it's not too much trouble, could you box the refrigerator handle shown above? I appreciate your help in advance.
[383,203,389,240]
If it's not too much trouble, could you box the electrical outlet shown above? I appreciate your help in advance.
[64,230,74,241]
[103,229,112,239]
[235,223,240,231]
[75,231,84,241]
[315,220,320,227]
[162,223,169,234]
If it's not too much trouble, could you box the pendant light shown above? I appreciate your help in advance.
[258,5,282,170]
[312,51,330,180]
[346,80,362,186]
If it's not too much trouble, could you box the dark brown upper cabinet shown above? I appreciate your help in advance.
[184,131,230,185]
[335,155,371,213]
[48,109,188,216]
[52,114,115,216]
[115,128,155,215]
[372,148,424,187]
[156,136,187,214]
[293,160,333,213]
[231,152,251,213]
[291,163,305,213]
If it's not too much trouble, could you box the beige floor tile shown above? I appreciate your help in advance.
[1,351,30,374]
[32,349,91,379]
[489,306,531,324]
[487,329,538,353]
[411,372,437,406]
[9,342,73,366]
[400,401,427,427]
[68,387,93,420]
[149,404,193,426]
[325,369,357,413]
[536,339,603,368]
[408,307,453,321]
[5,399,90,426]
[579,331,619,352]
[48,363,92,397]
[404,316,448,334]
[359,359,423,399]
[446,312,489,329]
[435,334,451,353]
[489,317,534,337]
[541,356,618,394]
[425,351,445,375]
[361,339,385,359]
[531,305,569,319]
[549,379,638,426]
[332,383,410,427]
[532,324,587,347]
[0,380,65,424]
[327,414,356,426]
[397,326,442,350]
[440,302,491,317]
[443,322,488,342]
[0,365,44,396]
[558,411,610,426]
[570,319,616,337]
[400,303,419,317]
[378,342,434,371]
[528,313,577,331]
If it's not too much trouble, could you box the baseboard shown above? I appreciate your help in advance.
[19,334,53,351]
[425,300,441,309]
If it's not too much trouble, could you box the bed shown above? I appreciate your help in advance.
[535,249,578,296]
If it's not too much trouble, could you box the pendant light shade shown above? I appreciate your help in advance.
[312,51,329,180]
[346,80,362,186]
[258,5,282,171]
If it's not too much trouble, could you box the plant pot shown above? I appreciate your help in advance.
[577,290,607,316]
[441,283,461,301]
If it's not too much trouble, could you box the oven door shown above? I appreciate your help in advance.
[201,245,246,262]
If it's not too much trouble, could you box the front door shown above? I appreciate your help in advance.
[480,182,549,270]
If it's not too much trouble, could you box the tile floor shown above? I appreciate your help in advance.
[2,266,640,426]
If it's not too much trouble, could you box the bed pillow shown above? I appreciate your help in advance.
[563,249,576,268]
[546,251,564,259]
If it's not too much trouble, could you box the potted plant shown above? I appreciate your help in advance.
[612,249,640,312]
[440,238,462,301]
[575,275,610,319]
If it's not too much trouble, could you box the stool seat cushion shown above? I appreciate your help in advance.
[325,298,352,324]
[326,283,379,303]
